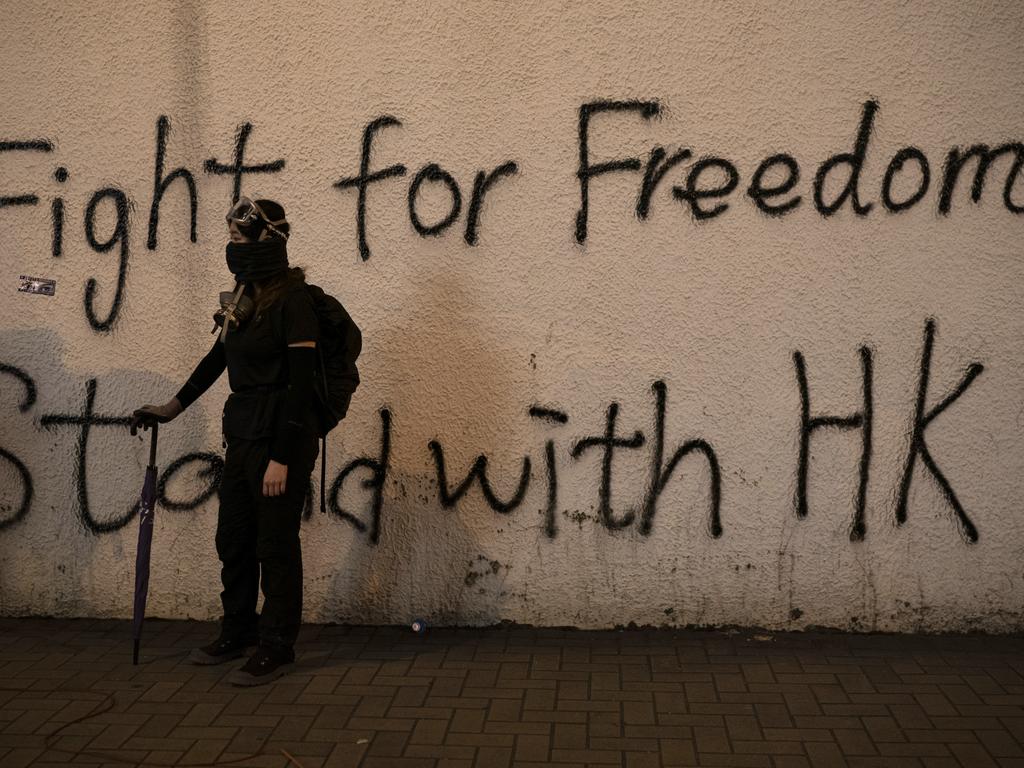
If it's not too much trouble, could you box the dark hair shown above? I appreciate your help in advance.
[253,266,305,314]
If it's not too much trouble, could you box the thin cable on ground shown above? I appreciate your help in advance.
[9,685,271,767]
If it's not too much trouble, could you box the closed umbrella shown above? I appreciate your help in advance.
[132,423,159,665]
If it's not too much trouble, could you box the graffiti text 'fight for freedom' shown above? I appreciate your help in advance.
[1,100,1021,272]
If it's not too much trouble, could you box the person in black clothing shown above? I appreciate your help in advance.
[131,198,319,686]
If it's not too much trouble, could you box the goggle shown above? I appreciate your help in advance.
[226,197,289,240]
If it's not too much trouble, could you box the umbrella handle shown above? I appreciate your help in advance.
[148,423,159,468]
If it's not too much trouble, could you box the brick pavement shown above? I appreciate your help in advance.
[1,618,1023,767]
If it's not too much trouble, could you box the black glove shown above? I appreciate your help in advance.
[130,398,183,436]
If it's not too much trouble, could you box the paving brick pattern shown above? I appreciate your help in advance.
[1,618,1023,767]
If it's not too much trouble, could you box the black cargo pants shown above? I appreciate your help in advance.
[215,435,318,651]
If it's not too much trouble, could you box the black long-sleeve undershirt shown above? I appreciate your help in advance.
[174,341,226,410]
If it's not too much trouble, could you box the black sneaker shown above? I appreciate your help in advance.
[228,646,295,687]
[188,636,256,665]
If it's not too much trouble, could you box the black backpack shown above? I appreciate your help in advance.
[306,283,361,433]
[306,284,362,513]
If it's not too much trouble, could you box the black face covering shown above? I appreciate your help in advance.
[225,239,288,282]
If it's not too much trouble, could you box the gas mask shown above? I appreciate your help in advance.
[212,283,254,342]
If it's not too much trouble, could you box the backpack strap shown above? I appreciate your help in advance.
[318,344,329,514]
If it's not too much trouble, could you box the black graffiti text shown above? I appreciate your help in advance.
[0,319,987,545]
[334,116,519,261]
[574,99,1024,243]
[0,118,285,333]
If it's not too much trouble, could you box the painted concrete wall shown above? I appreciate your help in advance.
[1,0,1022,632]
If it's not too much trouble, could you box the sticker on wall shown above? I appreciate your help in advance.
[17,275,56,296]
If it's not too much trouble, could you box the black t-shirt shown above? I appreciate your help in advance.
[222,285,319,440]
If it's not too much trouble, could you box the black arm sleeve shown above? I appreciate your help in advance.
[174,341,227,410]
[281,288,319,345]
[269,345,318,465]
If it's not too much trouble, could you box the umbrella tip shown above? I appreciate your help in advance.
[133,639,140,666]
